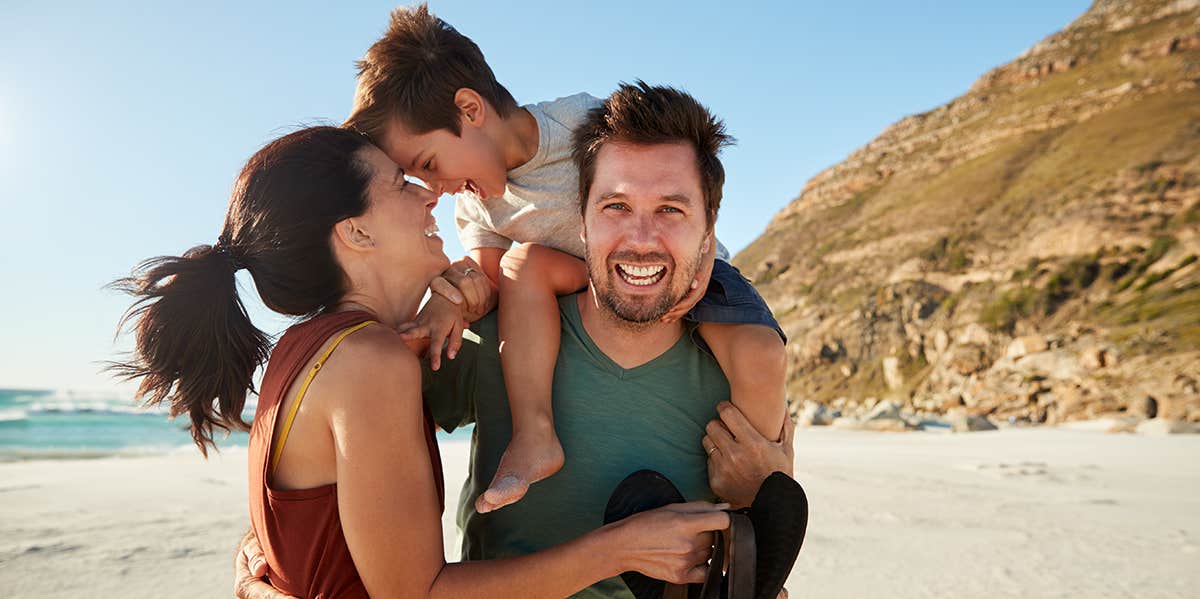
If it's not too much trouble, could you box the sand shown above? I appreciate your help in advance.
[1,428,1197,598]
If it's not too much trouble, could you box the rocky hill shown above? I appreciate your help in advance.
[735,0,1200,430]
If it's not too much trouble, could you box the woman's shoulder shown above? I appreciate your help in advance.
[315,323,422,407]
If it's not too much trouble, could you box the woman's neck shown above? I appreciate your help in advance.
[334,286,424,330]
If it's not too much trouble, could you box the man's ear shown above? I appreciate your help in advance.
[454,88,487,130]
[701,227,714,255]
[333,217,374,251]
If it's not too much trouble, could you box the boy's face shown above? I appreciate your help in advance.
[581,141,713,326]
[378,117,509,201]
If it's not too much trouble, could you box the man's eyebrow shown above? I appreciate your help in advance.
[661,193,693,204]
[598,192,626,201]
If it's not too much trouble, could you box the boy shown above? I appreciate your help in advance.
[344,4,787,513]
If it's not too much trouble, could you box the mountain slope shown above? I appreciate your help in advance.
[735,0,1200,425]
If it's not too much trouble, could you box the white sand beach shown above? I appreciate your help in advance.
[1,428,1197,598]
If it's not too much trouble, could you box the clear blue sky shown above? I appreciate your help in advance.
[0,0,1090,391]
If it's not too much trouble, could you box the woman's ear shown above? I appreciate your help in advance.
[333,217,374,252]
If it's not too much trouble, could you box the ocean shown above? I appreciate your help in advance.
[0,388,472,461]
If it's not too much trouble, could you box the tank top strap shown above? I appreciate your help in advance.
[270,320,377,477]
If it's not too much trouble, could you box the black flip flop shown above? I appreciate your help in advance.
[603,470,689,599]
[745,472,808,599]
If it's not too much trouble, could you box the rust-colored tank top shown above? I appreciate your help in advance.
[248,310,445,598]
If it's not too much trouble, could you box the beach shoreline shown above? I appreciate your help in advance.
[2,428,1197,598]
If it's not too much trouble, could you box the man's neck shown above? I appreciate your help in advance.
[575,291,685,370]
[499,107,540,171]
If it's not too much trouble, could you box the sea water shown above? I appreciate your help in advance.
[0,388,472,461]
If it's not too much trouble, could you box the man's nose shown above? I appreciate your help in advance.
[623,213,661,250]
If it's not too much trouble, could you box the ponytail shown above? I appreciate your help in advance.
[110,242,270,456]
[110,126,374,456]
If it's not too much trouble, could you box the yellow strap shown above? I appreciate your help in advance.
[270,320,376,477]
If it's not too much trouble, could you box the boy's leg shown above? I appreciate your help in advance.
[479,244,588,513]
[698,322,788,441]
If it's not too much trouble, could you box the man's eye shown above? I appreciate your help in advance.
[660,206,682,214]
[603,203,630,212]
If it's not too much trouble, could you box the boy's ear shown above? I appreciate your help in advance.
[454,88,486,129]
[334,217,375,251]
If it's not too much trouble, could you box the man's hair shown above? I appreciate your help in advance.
[572,81,734,226]
[344,3,518,141]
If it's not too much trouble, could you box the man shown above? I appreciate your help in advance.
[237,83,794,598]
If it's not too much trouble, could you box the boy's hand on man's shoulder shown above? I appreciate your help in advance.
[660,238,717,324]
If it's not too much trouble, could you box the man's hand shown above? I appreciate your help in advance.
[233,530,296,599]
[429,257,497,322]
[660,235,716,324]
[702,401,795,508]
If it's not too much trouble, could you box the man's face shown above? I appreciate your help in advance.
[582,141,713,327]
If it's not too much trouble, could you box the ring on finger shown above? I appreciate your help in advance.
[706,446,719,456]
[461,266,475,276]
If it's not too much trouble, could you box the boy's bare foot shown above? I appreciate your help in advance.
[476,429,565,513]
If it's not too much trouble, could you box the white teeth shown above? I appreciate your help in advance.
[617,264,665,285]
[424,223,439,237]
[618,264,664,278]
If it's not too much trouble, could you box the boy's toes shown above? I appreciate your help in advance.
[478,474,529,513]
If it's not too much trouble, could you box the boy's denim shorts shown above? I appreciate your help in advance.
[684,259,787,355]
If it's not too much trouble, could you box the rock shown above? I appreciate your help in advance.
[956,323,992,347]
[797,400,834,427]
[864,399,902,421]
[1135,418,1197,436]
[1059,416,1140,433]
[1080,346,1111,369]
[1012,350,1083,381]
[861,418,912,432]
[933,329,950,355]
[947,344,987,375]
[882,357,904,390]
[948,408,998,432]
[1006,335,1049,359]
[1128,396,1159,419]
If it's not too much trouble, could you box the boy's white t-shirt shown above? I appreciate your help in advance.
[454,92,729,261]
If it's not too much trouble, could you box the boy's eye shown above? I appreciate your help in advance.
[423,159,434,172]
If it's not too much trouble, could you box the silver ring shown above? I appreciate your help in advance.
[461,267,475,276]
[706,446,719,456]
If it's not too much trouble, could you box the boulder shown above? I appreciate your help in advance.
[1135,418,1197,436]
[864,399,902,421]
[1006,335,1049,359]
[797,400,834,427]
[1013,350,1083,381]
[1080,346,1112,369]
[882,357,904,390]
[948,408,998,432]
[947,345,987,375]
[956,323,992,347]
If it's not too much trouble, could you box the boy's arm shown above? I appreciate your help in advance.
[471,247,507,288]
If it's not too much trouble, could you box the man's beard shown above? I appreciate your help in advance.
[586,244,703,329]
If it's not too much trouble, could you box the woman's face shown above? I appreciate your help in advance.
[355,145,451,283]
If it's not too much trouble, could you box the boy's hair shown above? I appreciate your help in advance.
[572,81,734,227]
[344,3,518,140]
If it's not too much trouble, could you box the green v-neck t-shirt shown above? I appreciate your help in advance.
[424,293,731,598]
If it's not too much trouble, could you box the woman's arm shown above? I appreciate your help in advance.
[330,331,727,599]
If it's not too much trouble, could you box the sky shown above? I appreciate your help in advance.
[0,0,1091,391]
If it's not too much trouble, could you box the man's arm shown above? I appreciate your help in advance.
[702,401,796,508]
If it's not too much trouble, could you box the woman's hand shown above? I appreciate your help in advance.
[702,401,795,508]
[398,294,466,371]
[609,501,730,584]
[430,257,497,323]
[233,530,297,599]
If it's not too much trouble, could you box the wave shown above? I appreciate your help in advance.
[0,408,28,423]
[25,400,169,417]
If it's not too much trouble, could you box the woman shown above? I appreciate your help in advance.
[112,127,728,598]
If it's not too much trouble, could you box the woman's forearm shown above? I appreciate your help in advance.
[425,525,626,599]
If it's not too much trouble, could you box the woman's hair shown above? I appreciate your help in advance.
[110,126,376,455]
